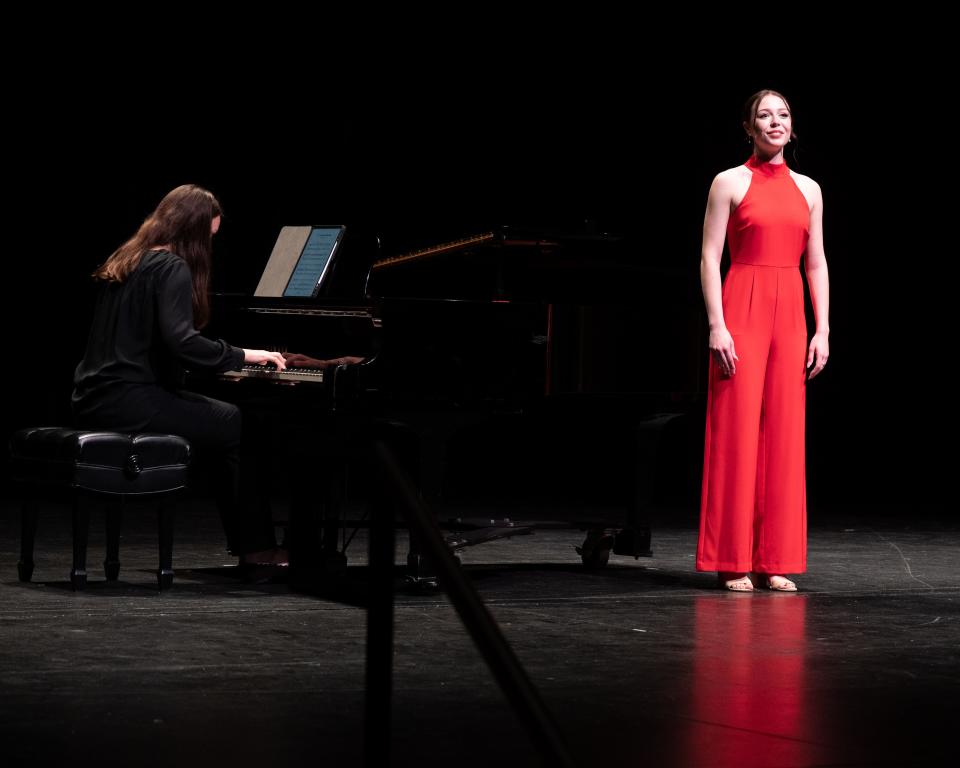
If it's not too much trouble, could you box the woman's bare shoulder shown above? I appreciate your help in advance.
[789,170,823,206]
[789,170,821,190]
[712,165,752,187]
[718,164,752,179]
[709,165,752,202]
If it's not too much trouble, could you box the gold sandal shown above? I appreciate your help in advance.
[718,573,754,592]
[765,575,797,592]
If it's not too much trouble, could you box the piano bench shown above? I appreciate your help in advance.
[9,428,191,591]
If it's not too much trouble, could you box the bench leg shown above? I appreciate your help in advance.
[18,500,40,582]
[157,503,175,590]
[71,496,91,590]
[104,503,122,580]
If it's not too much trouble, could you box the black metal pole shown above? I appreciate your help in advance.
[364,471,396,767]
[372,439,576,768]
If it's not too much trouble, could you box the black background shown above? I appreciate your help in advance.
[4,23,951,520]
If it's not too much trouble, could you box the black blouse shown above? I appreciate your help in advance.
[72,249,243,425]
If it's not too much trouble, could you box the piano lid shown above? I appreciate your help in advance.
[366,225,637,303]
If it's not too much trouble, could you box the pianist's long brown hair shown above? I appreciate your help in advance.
[93,184,222,328]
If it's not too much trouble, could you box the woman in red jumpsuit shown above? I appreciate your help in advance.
[697,90,830,591]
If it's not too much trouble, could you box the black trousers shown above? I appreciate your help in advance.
[76,387,277,555]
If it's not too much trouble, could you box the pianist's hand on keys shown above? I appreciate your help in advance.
[243,348,287,370]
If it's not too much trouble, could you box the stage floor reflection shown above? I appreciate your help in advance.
[0,502,956,767]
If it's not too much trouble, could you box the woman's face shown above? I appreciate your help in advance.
[211,215,221,235]
[748,94,792,153]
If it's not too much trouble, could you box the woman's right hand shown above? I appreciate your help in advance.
[243,348,287,370]
[708,327,738,376]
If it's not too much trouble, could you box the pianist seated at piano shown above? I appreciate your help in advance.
[71,184,289,567]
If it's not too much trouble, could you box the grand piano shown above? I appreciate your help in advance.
[201,222,702,576]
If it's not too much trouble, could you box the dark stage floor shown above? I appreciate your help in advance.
[0,498,956,767]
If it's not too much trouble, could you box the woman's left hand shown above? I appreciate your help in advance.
[806,333,830,380]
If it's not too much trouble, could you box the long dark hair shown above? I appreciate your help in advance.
[94,184,222,328]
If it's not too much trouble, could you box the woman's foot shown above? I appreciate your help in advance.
[240,547,289,567]
[718,572,754,591]
[764,574,797,592]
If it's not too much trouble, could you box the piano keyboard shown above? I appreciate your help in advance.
[223,365,325,384]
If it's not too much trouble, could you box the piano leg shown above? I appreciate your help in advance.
[318,457,348,576]
[613,413,684,560]
[289,455,349,584]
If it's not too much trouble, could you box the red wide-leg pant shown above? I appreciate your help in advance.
[697,262,808,574]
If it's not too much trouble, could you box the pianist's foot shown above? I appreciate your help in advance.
[240,547,289,567]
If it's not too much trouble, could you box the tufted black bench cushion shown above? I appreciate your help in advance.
[10,428,191,590]
[10,427,191,495]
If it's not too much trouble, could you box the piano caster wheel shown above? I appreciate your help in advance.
[403,574,440,593]
[157,569,174,590]
[70,570,88,591]
[576,530,614,570]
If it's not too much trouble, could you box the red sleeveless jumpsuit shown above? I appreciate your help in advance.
[697,156,810,575]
